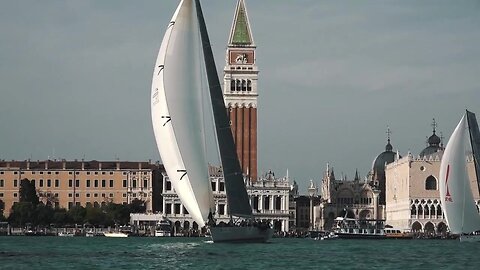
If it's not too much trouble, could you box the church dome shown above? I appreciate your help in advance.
[371,128,399,175]
[372,148,396,175]
[420,119,443,157]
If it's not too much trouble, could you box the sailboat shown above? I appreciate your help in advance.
[439,110,480,242]
[151,0,273,243]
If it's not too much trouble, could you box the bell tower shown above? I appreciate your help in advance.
[224,0,258,181]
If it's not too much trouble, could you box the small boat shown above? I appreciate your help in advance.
[315,232,338,241]
[103,232,129,238]
[439,110,480,242]
[154,218,172,237]
[58,231,75,237]
[384,228,414,239]
[332,217,386,239]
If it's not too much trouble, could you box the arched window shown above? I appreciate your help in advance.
[230,80,235,91]
[247,80,252,91]
[236,80,241,91]
[411,205,416,217]
[242,80,247,91]
[425,176,437,190]
[418,205,423,216]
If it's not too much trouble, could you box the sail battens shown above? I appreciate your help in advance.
[151,0,215,228]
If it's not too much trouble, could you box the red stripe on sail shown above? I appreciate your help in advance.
[445,164,452,202]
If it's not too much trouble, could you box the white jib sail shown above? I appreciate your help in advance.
[151,0,214,227]
[439,114,480,234]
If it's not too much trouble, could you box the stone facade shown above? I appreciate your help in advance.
[161,168,291,232]
[385,153,480,234]
[316,165,382,230]
[0,160,163,216]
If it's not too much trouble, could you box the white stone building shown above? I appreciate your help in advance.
[161,168,291,233]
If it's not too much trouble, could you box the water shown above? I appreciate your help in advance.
[0,237,478,270]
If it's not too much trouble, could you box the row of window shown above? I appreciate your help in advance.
[252,197,282,211]
[230,79,252,92]
[0,171,149,176]
[0,179,149,189]
[163,203,227,216]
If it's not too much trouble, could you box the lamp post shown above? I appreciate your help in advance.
[308,180,316,231]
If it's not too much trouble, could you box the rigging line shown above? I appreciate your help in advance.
[461,119,468,233]
[197,12,209,165]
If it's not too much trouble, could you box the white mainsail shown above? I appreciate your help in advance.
[151,0,214,228]
[439,113,480,234]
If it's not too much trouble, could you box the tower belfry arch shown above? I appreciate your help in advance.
[223,0,259,181]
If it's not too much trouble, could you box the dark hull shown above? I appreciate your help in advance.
[210,226,273,243]
[335,233,386,239]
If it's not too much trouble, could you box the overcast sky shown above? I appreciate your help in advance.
[1,0,479,192]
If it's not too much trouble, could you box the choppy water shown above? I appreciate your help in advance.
[0,237,478,270]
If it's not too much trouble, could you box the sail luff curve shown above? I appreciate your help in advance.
[439,113,480,234]
[151,0,214,227]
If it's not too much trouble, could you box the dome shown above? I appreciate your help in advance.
[420,119,443,157]
[428,133,441,146]
[372,127,400,175]
[419,146,443,158]
[372,150,396,175]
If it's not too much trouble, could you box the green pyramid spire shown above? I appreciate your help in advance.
[230,0,253,46]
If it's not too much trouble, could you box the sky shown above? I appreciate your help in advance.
[1,0,480,192]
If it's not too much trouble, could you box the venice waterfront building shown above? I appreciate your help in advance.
[313,129,400,230]
[385,122,480,234]
[160,168,291,233]
[315,165,382,230]
[0,160,163,216]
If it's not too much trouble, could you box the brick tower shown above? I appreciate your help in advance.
[224,0,258,181]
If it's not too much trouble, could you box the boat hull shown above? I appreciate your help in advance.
[103,232,129,238]
[334,233,386,239]
[154,231,172,237]
[209,226,273,243]
[460,234,480,242]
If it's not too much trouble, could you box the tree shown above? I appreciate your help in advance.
[85,205,107,226]
[8,202,35,227]
[128,199,146,214]
[19,178,39,206]
[52,208,69,226]
[0,200,5,221]
[67,205,86,225]
[35,203,54,226]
